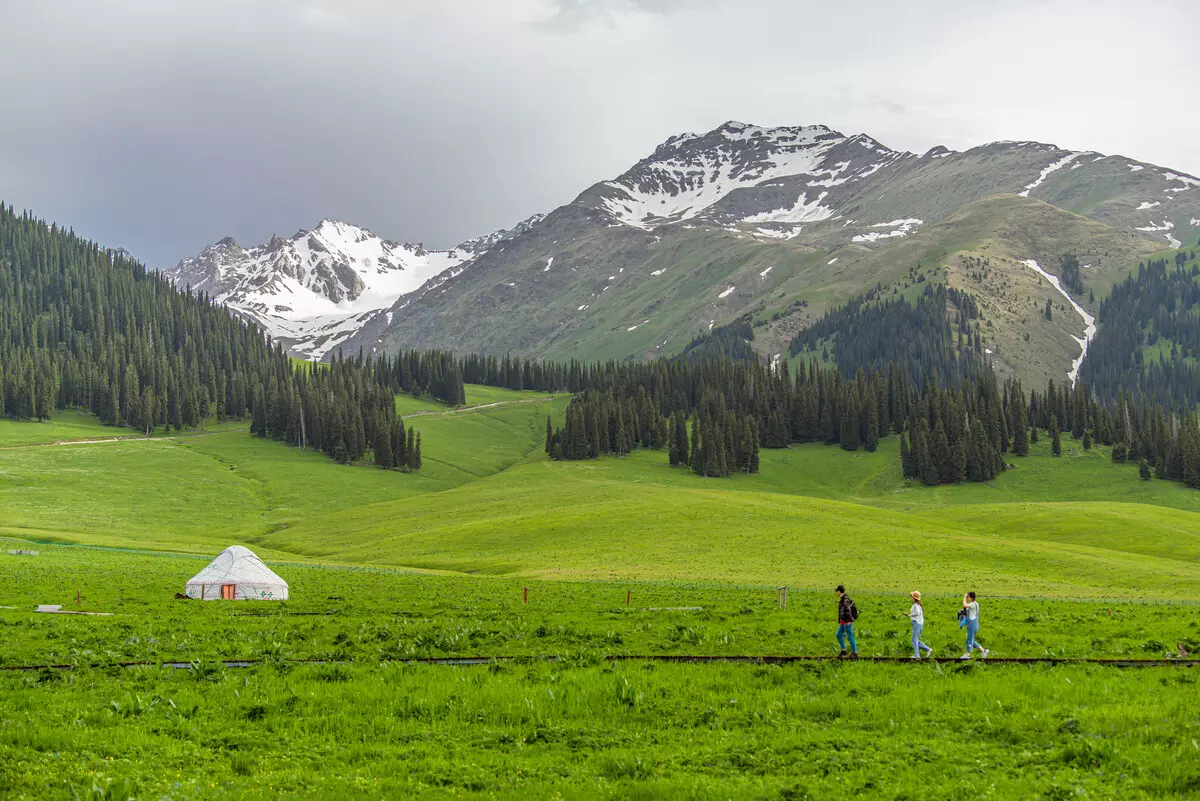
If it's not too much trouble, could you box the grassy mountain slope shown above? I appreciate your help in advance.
[2,396,1198,598]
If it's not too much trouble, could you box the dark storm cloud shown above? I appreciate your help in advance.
[0,0,1197,267]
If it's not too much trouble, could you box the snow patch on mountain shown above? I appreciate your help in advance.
[1020,259,1096,386]
[741,191,836,224]
[1136,201,1160,210]
[1019,152,1086,196]
[852,219,923,243]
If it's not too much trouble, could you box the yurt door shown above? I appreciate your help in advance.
[221,584,235,600]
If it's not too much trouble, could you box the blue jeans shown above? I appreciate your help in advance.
[965,619,981,651]
[837,623,857,653]
[912,621,931,658]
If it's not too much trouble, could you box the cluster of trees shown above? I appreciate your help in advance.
[0,203,421,471]
[539,346,1006,484]
[898,376,1009,484]
[675,321,759,364]
[543,371,762,477]
[1059,252,1084,296]
[249,354,423,471]
[545,386,669,459]
[1078,256,1200,411]
[788,284,991,385]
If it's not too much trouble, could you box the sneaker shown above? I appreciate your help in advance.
[837,650,847,659]
[960,653,971,660]
[924,649,935,659]
[910,656,920,660]
[981,649,990,659]
[849,652,859,660]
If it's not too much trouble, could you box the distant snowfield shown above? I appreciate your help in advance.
[1020,259,1096,386]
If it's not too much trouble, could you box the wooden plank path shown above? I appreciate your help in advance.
[3,654,1199,671]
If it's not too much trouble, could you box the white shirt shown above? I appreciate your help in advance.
[909,602,924,625]
[966,601,979,621]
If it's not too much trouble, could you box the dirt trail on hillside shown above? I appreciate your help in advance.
[400,396,556,419]
[0,428,248,451]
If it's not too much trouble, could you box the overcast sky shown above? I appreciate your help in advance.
[2,0,1196,265]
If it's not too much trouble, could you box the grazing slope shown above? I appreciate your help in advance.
[2,398,1198,598]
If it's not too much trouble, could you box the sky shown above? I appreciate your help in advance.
[1,0,1197,266]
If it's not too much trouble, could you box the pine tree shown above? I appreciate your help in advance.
[900,430,914,479]
[1138,458,1152,480]
[413,432,422,471]
[545,415,553,454]
[1050,416,1062,457]
[375,424,393,469]
[407,427,417,470]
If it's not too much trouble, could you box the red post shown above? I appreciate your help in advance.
[626,589,631,607]
[523,587,528,605]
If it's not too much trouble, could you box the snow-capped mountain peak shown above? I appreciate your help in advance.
[160,219,478,359]
[584,121,910,232]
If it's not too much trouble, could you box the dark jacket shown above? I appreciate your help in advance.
[838,594,856,624]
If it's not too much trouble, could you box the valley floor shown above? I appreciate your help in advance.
[2,392,1199,798]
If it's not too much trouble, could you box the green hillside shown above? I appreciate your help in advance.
[3,393,1198,597]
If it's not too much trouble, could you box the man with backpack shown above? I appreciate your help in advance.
[835,584,859,659]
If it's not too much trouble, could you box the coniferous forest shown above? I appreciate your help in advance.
[1077,253,1200,411]
[787,283,989,385]
[0,203,423,471]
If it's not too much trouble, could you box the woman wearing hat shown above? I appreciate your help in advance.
[908,591,933,660]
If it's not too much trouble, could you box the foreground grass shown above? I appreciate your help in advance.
[3,659,1198,800]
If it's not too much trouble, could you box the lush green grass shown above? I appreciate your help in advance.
[395,384,557,417]
[5,659,1200,800]
[3,546,1200,799]
[0,397,565,555]
[3,401,1200,798]
[3,407,1199,597]
[4,544,1199,667]
[0,411,245,448]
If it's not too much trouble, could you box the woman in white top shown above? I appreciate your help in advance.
[908,591,933,659]
[961,591,990,659]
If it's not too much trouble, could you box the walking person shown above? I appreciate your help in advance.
[960,591,990,660]
[908,591,933,660]
[835,584,859,659]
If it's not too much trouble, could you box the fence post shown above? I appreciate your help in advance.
[76,588,81,607]
[626,589,631,607]
[523,587,528,605]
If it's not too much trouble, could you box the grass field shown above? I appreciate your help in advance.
[3,395,1200,798]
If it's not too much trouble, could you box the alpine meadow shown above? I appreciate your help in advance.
[5,3,1200,798]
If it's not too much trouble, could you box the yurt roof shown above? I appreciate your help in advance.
[186,545,288,587]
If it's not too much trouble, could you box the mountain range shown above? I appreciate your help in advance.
[159,121,1200,385]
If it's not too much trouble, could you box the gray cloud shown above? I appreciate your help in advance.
[0,0,1197,266]
[538,0,713,31]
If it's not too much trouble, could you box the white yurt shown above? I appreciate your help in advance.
[184,546,289,600]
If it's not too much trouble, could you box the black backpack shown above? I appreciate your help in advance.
[847,598,859,622]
